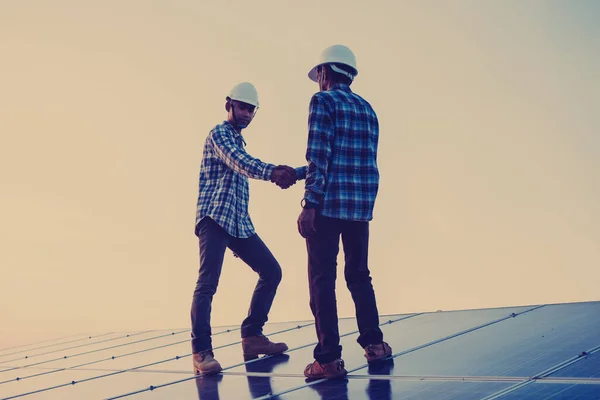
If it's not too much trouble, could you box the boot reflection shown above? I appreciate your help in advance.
[245,354,290,398]
[366,358,395,400]
[194,374,223,400]
[309,378,349,400]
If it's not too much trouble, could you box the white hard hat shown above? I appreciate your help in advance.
[308,45,358,82]
[226,82,259,107]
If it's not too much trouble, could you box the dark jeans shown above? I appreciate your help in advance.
[307,215,383,363]
[191,217,282,353]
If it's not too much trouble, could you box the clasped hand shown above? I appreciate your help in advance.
[270,165,297,189]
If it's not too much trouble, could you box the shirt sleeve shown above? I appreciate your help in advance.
[210,128,275,180]
[295,166,308,180]
[304,94,334,205]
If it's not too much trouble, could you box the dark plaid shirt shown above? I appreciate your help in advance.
[301,84,380,221]
[195,121,275,238]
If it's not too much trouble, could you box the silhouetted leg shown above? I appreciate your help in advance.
[307,216,343,363]
[341,220,383,348]
[191,218,229,353]
[229,233,283,338]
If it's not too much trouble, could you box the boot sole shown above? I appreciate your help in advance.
[304,369,348,380]
[194,366,223,376]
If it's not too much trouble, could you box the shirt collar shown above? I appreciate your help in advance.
[223,120,246,146]
[329,83,352,92]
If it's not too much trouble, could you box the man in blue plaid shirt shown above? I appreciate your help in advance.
[297,45,392,379]
[191,82,297,375]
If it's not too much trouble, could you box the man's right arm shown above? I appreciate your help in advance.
[209,128,275,180]
[304,94,334,206]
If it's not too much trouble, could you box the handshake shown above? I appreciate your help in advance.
[270,165,297,189]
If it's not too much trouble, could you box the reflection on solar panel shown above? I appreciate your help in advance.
[1,301,599,399]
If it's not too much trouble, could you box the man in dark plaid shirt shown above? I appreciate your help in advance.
[191,82,297,375]
[298,45,392,379]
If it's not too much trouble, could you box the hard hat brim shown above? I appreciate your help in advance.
[308,65,320,82]
[307,63,358,82]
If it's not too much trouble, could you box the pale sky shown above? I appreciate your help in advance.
[1,0,599,349]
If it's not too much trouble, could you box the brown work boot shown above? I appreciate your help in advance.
[241,335,288,361]
[364,342,392,363]
[304,359,347,380]
[192,350,222,375]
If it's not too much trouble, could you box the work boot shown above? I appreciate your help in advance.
[241,335,288,361]
[364,342,392,363]
[192,350,222,375]
[304,358,347,380]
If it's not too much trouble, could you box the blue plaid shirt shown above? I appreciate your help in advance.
[195,121,276,238]
[299,84,380,221]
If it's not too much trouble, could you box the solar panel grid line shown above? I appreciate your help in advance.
[1,368,21,375]
[2,329,191,373]
[479,343,600,400]
[102,314,419,399]
[0,331,152,367]
[224,370,530,382]
[0,368,67,385]
[71,368,185,374]
[478,379,539,399]
[1,323,315,400]
[0,335,75,353]
[256,306,546,399]
[0,333,113,358]
[537,377,600,385]
[342,374,526,383]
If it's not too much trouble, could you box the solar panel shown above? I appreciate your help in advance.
[282,379,515,400]
[0,333,114,360]
[549,351,600,378]
[363,302,600,377]
[1,301,599,399]
[493,381,600,399]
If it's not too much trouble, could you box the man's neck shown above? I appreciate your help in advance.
[227,119,243,134]
[322,81,344,91]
